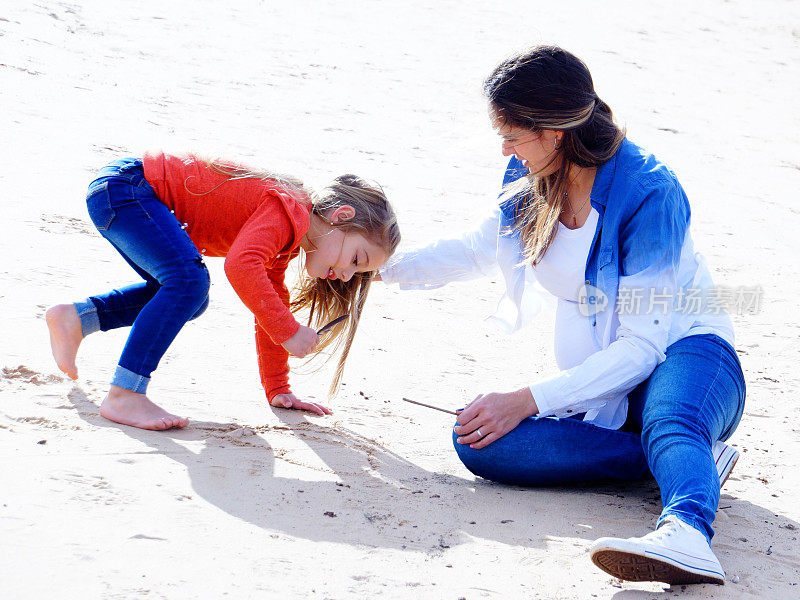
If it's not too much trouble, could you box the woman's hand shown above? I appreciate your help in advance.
[454,388,539,449]
[281,325,320,357]
[270,393,332,416]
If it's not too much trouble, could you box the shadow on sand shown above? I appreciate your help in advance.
[68,384,799,584]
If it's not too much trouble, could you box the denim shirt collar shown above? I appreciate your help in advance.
[498,159,529,231]
[499,144,619,229]
[589,148,617,210]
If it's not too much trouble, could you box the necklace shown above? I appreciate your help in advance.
[563,189,591,228]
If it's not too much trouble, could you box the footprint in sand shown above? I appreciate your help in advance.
[2,367,85,432]
[49,472,127,506]
[2,365,64,386]
[35,214,95,236]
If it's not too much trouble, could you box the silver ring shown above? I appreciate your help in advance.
[476,428,484,438]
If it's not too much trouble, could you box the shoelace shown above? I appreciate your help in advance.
[643,522,678,543]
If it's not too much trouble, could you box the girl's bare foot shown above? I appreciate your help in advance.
[100,385,189,430]
[45,303,84,380]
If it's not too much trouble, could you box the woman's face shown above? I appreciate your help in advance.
[491,112,562,177]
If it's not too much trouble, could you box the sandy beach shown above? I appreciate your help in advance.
[1,1,799,598]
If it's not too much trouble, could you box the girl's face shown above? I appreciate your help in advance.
[491,113,562,177]
[305,207,388,281]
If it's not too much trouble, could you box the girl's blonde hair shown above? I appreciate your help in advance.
[201,160,400,399]
[293,175,400,397]
[484,46,625,265]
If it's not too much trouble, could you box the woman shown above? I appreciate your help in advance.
[380,46,745,585]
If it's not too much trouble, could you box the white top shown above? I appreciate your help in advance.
[533,207,604,378]
[533,207,600,301]
[380,205,735,429]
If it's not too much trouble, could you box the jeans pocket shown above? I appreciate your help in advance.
[86,181,116,231]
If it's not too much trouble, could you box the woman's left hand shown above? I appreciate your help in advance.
[454,388,539,449]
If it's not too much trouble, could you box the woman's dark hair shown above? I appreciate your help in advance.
[485,45,625,264]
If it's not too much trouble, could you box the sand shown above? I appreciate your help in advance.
[1,1,799,598]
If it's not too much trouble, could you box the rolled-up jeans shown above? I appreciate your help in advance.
[75,158,210,394]
[453,333,746,542]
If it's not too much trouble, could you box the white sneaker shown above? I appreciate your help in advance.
[713,440,739,489]
[590,516,725,585]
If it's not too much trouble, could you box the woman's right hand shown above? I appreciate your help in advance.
[281,325,320,357]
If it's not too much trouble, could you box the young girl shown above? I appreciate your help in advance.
[46,153,400,430]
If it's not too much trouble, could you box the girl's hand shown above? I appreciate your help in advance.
[281,325,320,357]
[270,393,332,416]
[453,388,539,449]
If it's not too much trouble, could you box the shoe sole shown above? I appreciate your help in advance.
[717,446,739,489]
[591,549,725,585]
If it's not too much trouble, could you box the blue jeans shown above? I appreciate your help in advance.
[75,158,210,393]
[453,333,746,542]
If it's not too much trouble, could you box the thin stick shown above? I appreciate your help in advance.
[317,314,349,335]
[401,397,458,415]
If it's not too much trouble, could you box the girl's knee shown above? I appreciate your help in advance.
[189,295,210,320]
[185,269,211,312]
[177,261,211,296]
[161,261,210,313]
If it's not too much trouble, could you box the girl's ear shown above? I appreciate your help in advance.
[329,205,355,224]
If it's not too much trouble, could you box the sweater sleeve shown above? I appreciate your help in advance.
[253,268,298,402]
[255,320,292,400]
[529,181,690,418]
[256,263,298,400]
[224,195,301,345]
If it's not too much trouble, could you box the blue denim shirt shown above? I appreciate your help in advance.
[499,137,691,329]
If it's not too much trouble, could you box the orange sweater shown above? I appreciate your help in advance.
[142,152,311,400]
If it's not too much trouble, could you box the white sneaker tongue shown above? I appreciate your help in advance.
[659,515,683,529]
